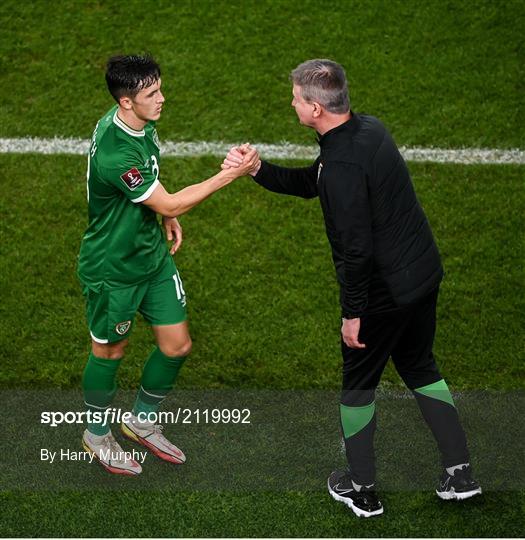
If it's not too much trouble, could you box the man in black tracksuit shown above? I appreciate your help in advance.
[223,59,481,517]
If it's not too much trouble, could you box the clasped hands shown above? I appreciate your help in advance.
[222,143,261,176]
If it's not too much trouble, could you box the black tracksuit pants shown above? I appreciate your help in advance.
[340,288,470,485]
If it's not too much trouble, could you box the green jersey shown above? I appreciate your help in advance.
[78,105,174,291]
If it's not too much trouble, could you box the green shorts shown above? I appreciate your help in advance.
[83,268,187,344]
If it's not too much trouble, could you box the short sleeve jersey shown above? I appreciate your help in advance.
[78,105,174,291]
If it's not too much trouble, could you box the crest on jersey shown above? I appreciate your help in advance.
[115,320,131,335]
[317,162,323,183]
[152,129,160,149]
[120,167,144,190]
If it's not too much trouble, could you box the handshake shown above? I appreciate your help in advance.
[221,143,261,179]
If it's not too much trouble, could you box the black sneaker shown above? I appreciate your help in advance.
[436,465,482,501]
[327,470,383,517]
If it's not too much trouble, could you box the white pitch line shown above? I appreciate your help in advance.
[0,137,523,165]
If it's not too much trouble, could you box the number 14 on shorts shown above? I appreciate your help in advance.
[173,272,186,306]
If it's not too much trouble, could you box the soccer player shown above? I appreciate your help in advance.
[78,55,258,475]
[223,59,481,516]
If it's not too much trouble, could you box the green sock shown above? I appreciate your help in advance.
[133,347,187,419]
[82,352,122,436]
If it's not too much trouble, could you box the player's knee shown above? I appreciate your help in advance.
[92,340,128,359]
[159,338,192,358]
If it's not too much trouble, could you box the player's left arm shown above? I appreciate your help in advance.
[163,216,183,254]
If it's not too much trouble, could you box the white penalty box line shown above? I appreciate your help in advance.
[0,137,524,165]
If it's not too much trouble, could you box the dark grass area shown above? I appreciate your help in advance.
[1,0,523,147]
[1,490,524,537]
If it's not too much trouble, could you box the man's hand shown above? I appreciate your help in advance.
[163,216,183,254]
[222,143,261,176]
[341,317,366,349]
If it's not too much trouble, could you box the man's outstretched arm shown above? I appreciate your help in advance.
[145,148,259,217]
[223,145,319,199]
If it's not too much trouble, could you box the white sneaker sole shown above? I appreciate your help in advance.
[328,480,384,517]
[436,486,482,500]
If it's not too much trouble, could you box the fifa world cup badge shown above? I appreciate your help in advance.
[120,168,144,191]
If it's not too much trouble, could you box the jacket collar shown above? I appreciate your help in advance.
[317,111,360,148]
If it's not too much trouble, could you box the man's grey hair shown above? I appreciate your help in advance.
[290,59,350,114]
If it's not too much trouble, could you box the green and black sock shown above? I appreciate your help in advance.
[340,400,377,485]
[413,378,470,467]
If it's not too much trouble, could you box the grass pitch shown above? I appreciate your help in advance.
[1,156,523,392]
[1,0,523,147]
[1,156,523,537]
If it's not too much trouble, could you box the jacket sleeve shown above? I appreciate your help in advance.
[252,159,319,199]
[322,161,373,318]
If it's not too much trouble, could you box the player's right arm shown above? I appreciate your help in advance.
[144,157,255,217]
[98,146,258,218]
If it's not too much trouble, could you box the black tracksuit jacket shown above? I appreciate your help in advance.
[253,112,443,318]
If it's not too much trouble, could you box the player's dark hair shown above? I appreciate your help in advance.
[105,55,161,103]
[290,59,350,114]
